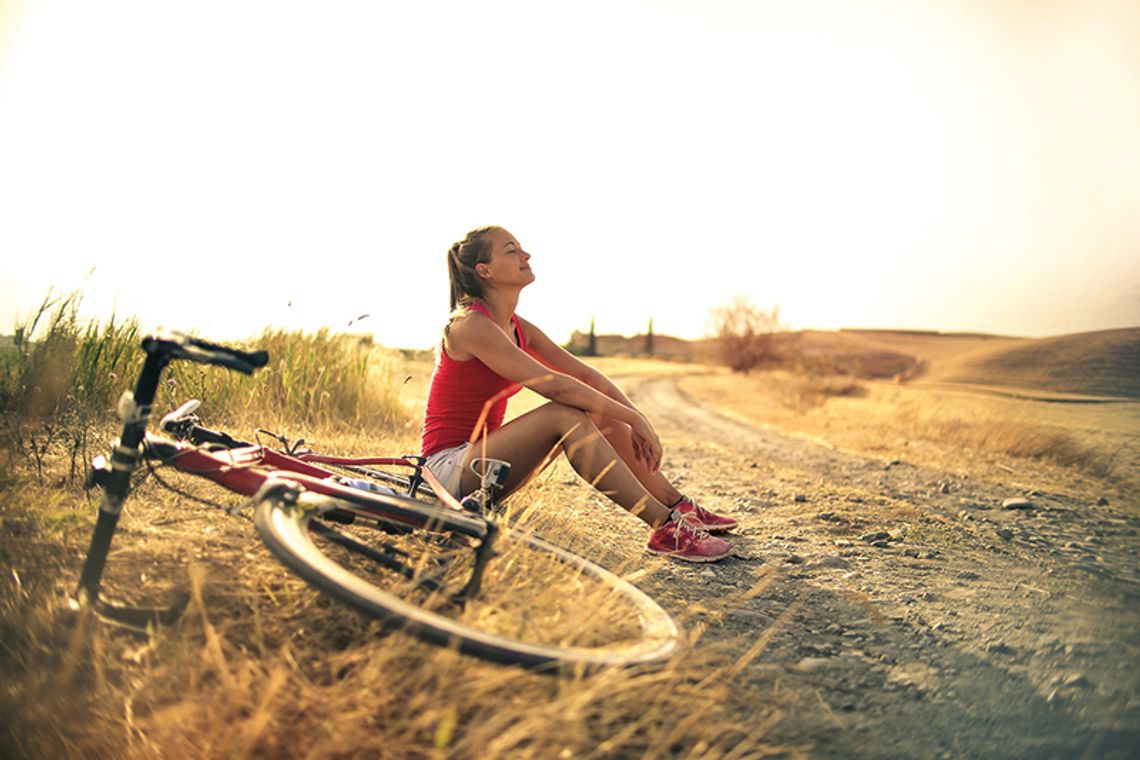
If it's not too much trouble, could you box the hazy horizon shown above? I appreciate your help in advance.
[2,0,1138,350]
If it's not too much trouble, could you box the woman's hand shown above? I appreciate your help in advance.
[629,413,663,473]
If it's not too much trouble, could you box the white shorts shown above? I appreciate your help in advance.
[424,443,471,500]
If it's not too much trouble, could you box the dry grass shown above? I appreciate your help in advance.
[2,408,790,759]
[14,303,1132,756]
[682,369,1139,501]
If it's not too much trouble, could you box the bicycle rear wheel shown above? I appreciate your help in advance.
[253,485,680,671]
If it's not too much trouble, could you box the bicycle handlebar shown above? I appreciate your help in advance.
[142,332,269,375]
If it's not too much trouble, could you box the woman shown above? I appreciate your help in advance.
[421,226,736,562]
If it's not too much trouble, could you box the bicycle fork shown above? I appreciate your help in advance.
[454,520,500,604]
[73,350,187,630]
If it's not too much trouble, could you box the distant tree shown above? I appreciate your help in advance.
[586,315,597,357]
[709,296,783,373]
[646,317,654,356]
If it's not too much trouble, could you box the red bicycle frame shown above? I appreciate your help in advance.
[139,437,480,534]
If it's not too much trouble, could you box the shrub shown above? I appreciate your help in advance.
[709,296,784,373]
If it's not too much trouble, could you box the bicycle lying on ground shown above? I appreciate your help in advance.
[73,332,680,670]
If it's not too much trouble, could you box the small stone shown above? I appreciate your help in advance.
[784,554,805,565]
[793,493,807,503]
[794,657,830,673]
[834,539,854,548]
[996,527,1014,540]
[956,570,980,581]
[1064,673,1091,688]
[860,531,891,543]
[813,556,851,570]
[729,610,771,626]
[939,482,952,494]
[1096,496,1109,506]
[871,540,891,549]
[1002,498,1034,510]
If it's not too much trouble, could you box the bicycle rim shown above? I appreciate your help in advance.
[254,490,680,671]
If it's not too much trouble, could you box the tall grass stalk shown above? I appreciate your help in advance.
[2,290,410,483]
[1,291,142,422]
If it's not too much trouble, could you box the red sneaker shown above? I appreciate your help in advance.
[647,514,732,562]
[672,497,738,534]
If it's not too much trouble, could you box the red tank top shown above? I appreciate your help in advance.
[421,302,528,456]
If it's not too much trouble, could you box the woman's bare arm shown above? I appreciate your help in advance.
[448,312,662,469]
[516,316,637,406]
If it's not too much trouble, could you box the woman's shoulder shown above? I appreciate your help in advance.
[443,304,498,359]
[446,302,490,333]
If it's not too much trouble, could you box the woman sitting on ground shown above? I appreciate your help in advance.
[421,225,736,562]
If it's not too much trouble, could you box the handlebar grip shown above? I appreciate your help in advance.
[143,333,270,375]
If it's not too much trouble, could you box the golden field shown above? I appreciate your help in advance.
[2,310,1138,758]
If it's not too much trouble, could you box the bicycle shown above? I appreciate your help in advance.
[73,332,680,671]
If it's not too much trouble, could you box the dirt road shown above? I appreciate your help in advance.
[623,374,1140,759]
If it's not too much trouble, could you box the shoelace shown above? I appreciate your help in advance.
[671,512,713,542]
[690,503,714,520]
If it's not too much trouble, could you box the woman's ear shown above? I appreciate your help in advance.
[475,262,492,280]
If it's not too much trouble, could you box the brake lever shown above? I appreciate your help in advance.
[254,428,306,455]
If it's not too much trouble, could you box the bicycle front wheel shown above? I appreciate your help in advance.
[253,486,680,671]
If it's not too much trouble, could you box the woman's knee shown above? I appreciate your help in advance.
[540,402,591,433]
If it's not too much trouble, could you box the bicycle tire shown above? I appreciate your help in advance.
[253,487,680,671]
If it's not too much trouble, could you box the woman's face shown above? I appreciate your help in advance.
[479,228,535,290]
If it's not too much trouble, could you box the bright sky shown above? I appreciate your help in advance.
[1,0,1138,350]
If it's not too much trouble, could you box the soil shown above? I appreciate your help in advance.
[610,374,1140,759]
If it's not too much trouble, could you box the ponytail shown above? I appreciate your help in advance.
[447,241,467,312]
[446,226,498,313]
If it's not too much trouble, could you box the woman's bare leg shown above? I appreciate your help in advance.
[589,414,683,507]
[460,403,672,526]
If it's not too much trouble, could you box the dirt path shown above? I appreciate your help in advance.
[625,374,1140,759]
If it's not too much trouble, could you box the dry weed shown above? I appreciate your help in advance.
[2,444,786,759]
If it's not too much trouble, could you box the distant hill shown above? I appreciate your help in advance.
[572,326,1140,399]
[934,328,1140,399]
